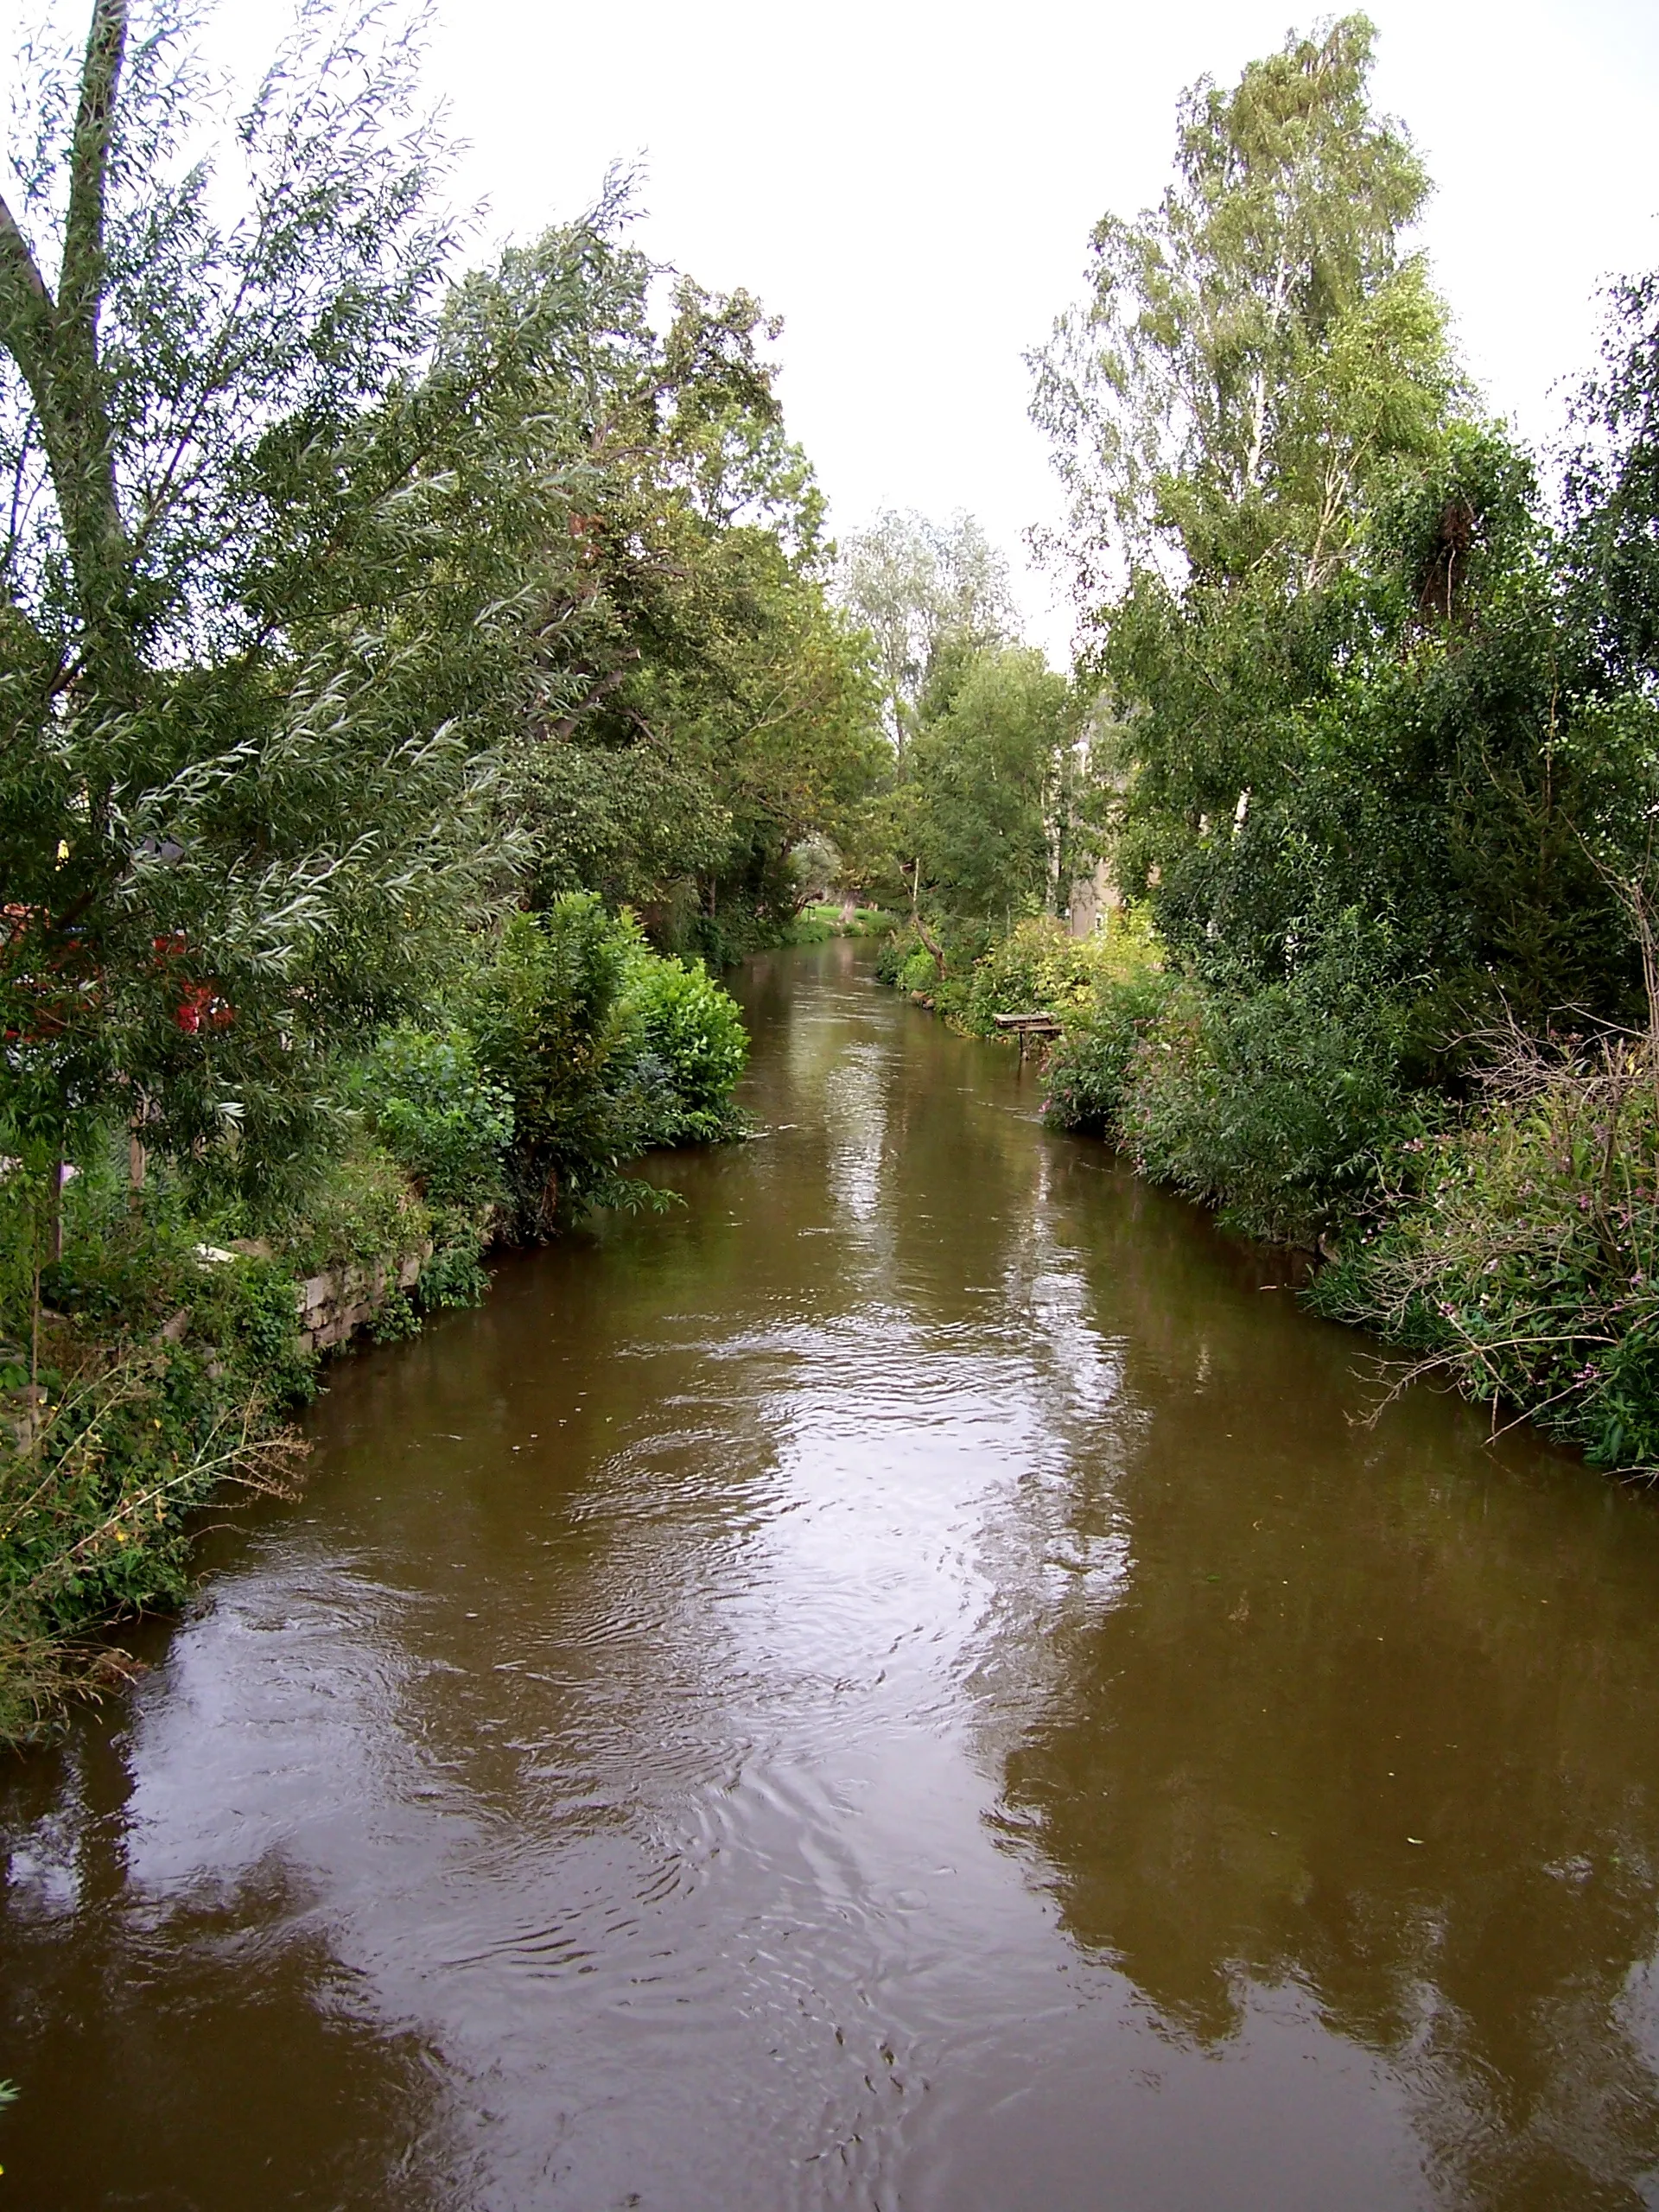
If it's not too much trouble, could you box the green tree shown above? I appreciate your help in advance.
[0,3,869,1191]
[1023,19,1644,1027]
[454,246,883,948]
[910,645,1078,928]
[612,514,883,947]
[835,508,1014,765]
[0,0,511,1186]
[1033,12,1454,596]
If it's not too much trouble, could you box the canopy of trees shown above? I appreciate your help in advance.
[0,0,880,1192]
[831,508,1101,952]
[1033,12,1659,1047]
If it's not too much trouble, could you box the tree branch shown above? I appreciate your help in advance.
[60,0,127,334]
[0,194,57,389]
[546,654,638,742]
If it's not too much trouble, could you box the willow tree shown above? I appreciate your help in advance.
[0,0,512,1185]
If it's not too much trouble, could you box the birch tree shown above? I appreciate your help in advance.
[1032,14,1454,598]
[835,508,1014,764]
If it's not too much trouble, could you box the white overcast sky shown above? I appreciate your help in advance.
[15,1,1659,657]
[415,0,1659,655]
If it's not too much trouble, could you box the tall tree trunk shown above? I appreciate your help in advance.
[0,0,137,694]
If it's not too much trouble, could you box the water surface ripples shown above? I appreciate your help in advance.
[7,943,1659,2208]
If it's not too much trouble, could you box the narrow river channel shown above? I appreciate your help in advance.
[8,941,1659,2209]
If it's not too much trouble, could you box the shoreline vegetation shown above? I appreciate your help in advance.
[842,17,1659,1500]
[0,0,889,1746]
[1,896,753,1743]
[5,0,1659,1751]
[879,907,1659,1490]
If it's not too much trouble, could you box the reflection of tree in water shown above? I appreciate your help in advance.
[988,1151,1659,2208]
[0,1758,452,2207]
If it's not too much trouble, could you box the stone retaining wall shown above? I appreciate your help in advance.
[294,1243,433,1353]
[2,1241,438,1454]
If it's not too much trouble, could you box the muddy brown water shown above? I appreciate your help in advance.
[7,940,1659,2209]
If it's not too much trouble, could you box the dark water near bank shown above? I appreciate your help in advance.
[9,943,1659,2209]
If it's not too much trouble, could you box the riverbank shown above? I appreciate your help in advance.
[878,912,1659,1484]
[0,899,750,1748]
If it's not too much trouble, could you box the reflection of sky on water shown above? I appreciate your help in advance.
[7,944,1659,2209]
[821,1041,890,1234]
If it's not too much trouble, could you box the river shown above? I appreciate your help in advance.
[6,940,1659,2209]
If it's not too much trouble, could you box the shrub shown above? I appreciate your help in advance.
[266,1141,430,1279]
[346,1027,513,1209]
[202,1255,320,1407]
[1118,918,1418,1245]
[874,930,913,987]
[460,896,642,1230]
[899,946,939,995]
[0,1141,309,1743]
[1044,970,1178,1134]
[963,912,1153,1034]
[0,1330,300,1742]
[785,910,835,945]
[369,1292,421,1343]
[1309,1029,1659,1472]
[458,895,751,1225]
[7,1139,316,1403]
[876,914,991,1003]
[414,1240,491,1312]
[621,954,749,1145]
[682,906,781,969]
[0,887,766,1743]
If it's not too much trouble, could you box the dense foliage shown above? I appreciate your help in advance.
[0,887,749,1738]
[1309,1035,1659,1472]
[0,0,848,1736]
[1019,17,1659,1470]
[0,0,874,1193]
[834,515,1106,952]
[857,16,1659,1482]
[7,0,1659,1738]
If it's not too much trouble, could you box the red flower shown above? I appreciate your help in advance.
[174,982,233,1033]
